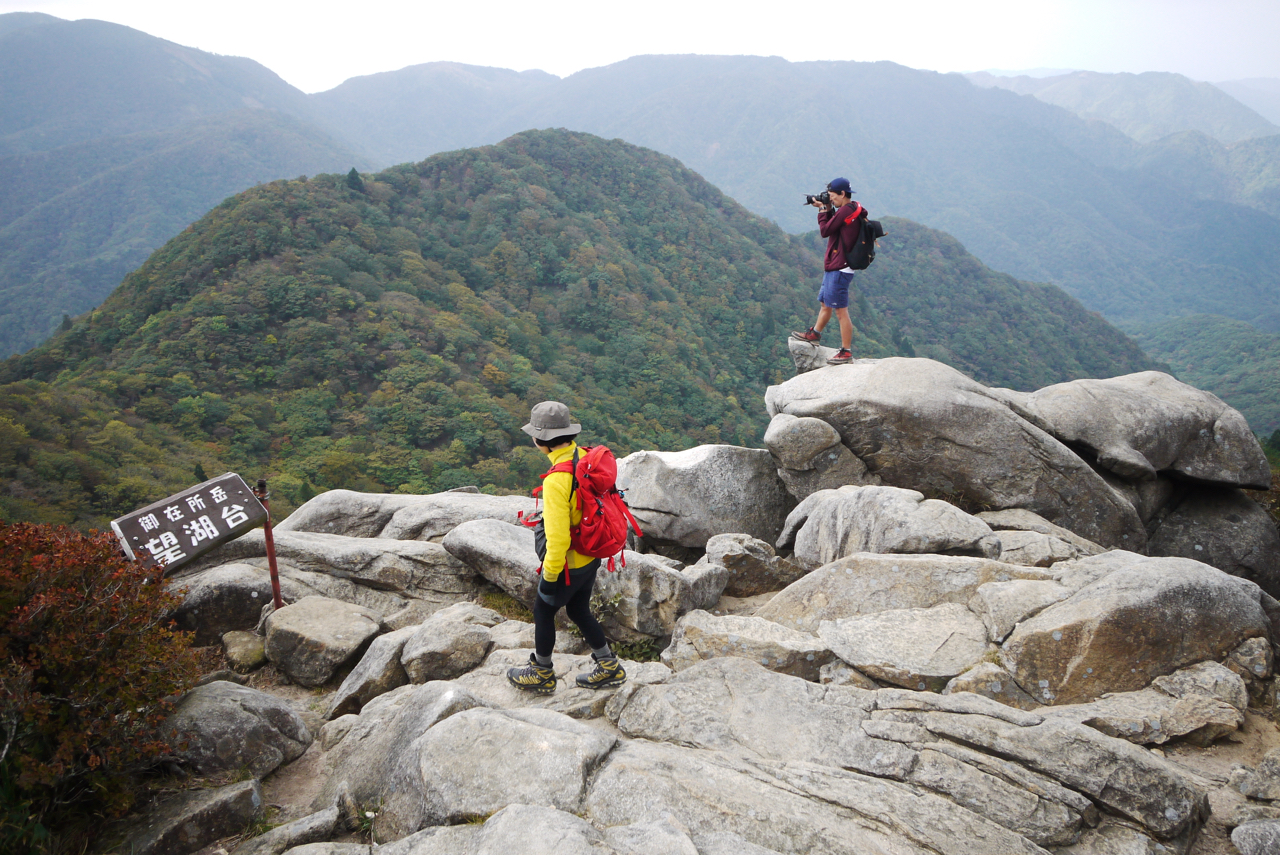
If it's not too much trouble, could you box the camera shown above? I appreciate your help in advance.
[803,191,832,207]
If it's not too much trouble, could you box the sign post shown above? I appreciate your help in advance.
[253,479,284,610]
[111,473,269,576]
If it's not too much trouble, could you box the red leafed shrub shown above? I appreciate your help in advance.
[0,521,200,849]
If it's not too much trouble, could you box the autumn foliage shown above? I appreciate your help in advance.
[0,521,200,848]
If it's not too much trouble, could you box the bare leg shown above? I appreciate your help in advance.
[814,304,833,332]
[834,307,853,350]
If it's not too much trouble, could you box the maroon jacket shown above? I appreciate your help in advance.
[818,202,866,272]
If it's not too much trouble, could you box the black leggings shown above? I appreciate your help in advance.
[533,560,607,658]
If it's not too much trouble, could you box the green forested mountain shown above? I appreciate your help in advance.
[0,130,1164,530]
[967,70,1279,144]
[0,14,365,356]
[1131,315,1280,434]
[842,218,1160,391]
[0,131,899,528]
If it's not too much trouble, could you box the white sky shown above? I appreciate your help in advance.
[3,0,1279,93]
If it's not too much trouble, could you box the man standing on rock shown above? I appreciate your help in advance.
[507,401,626,694]
[791,177,865,365]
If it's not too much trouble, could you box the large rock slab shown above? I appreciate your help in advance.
[276,489,535,539]
[1147,486,1280,599]
[968,579,1073,642]
[1001,553,1271,704]
[442,519,541,604]
[326,625,418,718]
[166,563,310,646]
[977,508,1105,556]
[764,357,1147,549]
[819,603,993,690]
[315,682,490,812]
[704,533,807,597]
[374,804,622,855]
[1016,371,1271,488]
[756,553,1053,633]
[873,702,1208,840]
[230,806,338,855]
[583,739,1049,855]
[117,781,263,855]
[777,485,999,567]
[179,529,481,600]
[944,662,1041,711]
[400,618,494,682]
[763,412,876,501]
[593,553,727,640]
[264,596,382,687]
[992,530,1080,568]
[661,610,835,681]
[1042,663,1248,746]
[373,707,617,841]
[164,682,311,777]
[455,649,671,720]
[616,445,795,548]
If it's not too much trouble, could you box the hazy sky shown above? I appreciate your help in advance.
[3,0,1279,93]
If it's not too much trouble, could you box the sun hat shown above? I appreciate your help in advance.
[521,401,582,441]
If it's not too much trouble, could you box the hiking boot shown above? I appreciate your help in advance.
[791,326,821,343]
[575,654,626,690]
[827,348,853,365]
[507,653,556,694]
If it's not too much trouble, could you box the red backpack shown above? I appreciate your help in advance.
[519,445,643,576]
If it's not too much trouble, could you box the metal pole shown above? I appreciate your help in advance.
[255,479,284,610]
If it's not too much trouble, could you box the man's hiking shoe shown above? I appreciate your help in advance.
[791,327,821,343]
[507,654,556,694]
[827,348,853,365]
[576,654,626,690]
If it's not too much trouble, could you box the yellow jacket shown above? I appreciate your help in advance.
[540,441,595,582]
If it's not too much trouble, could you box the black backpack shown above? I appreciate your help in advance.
[845,217,886,270]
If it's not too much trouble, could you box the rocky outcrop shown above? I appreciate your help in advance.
[661,610,834,681]
[372,707,617,841]
[164,682,311,777]
[264,596,382,687]
[777,485,999,567]
[818,603,993,691]
[1001,553,1271,704]
[976,508,1105,556]
[756,553,1053,633]
[703,533,807,597]
[177,529,482,602]
[616,445,795,548]
[1147,486,1280,598]
[442,519,542,604]
[763,412,876,500]
[1012,371,1271,488]
[275,489,534,540]
[117,781,263,855]
[765,358,1147,549]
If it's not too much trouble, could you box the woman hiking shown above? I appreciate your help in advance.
[506,401,626,694]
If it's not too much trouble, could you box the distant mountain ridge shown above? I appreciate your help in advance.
[1216,78,1280,126]
[4,14,1278,383]
[967,69,1279,144]
[0,14,365,356]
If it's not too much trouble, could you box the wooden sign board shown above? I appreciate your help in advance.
[110,472,267,572]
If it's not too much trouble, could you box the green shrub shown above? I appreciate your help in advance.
[0,521,201,852]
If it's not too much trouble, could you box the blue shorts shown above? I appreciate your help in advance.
[818,270,854,309]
